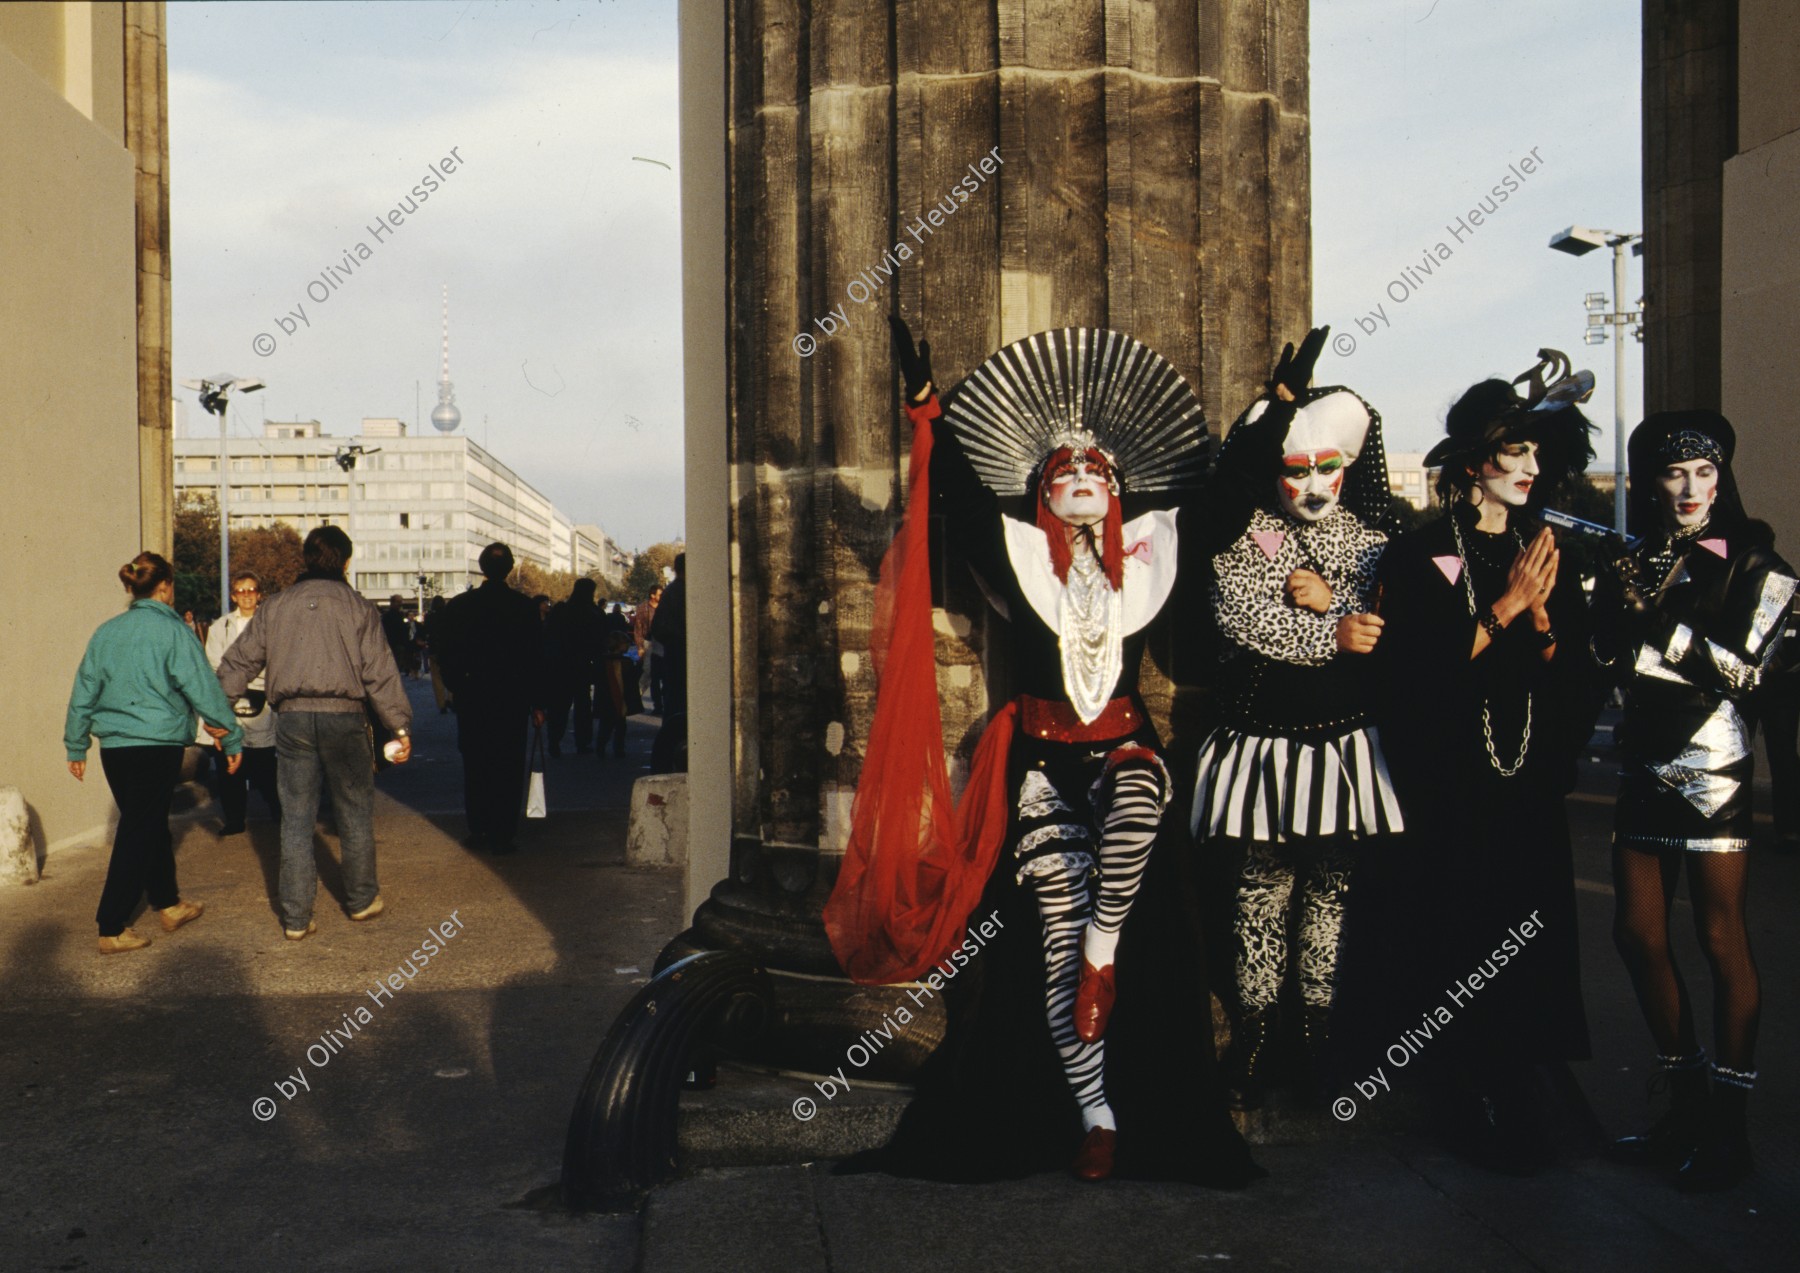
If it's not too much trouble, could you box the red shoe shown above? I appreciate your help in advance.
[1074,960,1117,1043]
[1073,1126,1117,1181]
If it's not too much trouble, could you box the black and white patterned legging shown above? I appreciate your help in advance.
[1233,839,1354,1012]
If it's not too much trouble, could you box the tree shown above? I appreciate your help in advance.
[514,559,578,604]
[230,524,305,594]
[173,493,221,618]
[622,553,662,603]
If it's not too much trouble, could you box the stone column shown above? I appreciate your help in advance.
[126,2,174,557]
[675,0,1310,1076]
[1641,0,1736,416]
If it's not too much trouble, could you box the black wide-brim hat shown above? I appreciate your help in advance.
[1422,378,1532,470]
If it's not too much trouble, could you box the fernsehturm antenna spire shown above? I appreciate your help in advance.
[430,284,463,433]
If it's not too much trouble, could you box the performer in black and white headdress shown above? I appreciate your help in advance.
[827,319,1269,1185]
[1189,328,1401,1109]
[1595,410,1798,1191]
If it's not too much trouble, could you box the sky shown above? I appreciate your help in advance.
[168,0,684,550]
[168,0,1644,551]
[1311,0,1644,467]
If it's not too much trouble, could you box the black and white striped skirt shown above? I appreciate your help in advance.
[1190,725,1403,843]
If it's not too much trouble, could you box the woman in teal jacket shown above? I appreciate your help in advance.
[65,553,244,953]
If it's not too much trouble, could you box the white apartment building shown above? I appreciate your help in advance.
[174,419,621,601]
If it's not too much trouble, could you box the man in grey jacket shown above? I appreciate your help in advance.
[219,526,412,940]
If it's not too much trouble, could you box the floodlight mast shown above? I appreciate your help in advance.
[1548,227,1642,533]
[179,375,264,617]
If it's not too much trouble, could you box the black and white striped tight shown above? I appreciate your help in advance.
[1025,757,1168,1130]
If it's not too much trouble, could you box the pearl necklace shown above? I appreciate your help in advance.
[1059,548,1123,725]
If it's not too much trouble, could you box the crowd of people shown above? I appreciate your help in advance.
[825,318,1797,1195]
[64,528,677,945]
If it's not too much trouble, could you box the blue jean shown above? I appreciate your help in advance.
[276,711,378,928]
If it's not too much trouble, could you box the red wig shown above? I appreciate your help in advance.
[1036,446,1124,591]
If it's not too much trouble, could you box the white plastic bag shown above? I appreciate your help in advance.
[525,723,547,818]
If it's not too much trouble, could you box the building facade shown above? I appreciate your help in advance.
[174,420,616,602]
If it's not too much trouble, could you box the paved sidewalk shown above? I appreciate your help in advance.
[0,679,672,1272]
[3,694,1796,1271]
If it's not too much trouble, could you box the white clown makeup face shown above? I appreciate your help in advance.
[1043,450,1116,526]
[1472,440,1540,508]
[1656,458,1719,529]
[1276,450,1345,523]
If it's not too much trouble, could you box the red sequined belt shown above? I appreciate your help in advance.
[1017,694,1142,744]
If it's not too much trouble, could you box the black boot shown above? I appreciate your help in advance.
[1224,1006,1278,1111]
[1301,1005,1335,1103]
[1614,1053,1709,1168]
[1677,1068,1754,1192]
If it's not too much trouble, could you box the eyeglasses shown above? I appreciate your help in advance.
[232,589,261,597]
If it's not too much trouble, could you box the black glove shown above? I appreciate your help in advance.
[889,315,936,405]
[1266,327,1329,401]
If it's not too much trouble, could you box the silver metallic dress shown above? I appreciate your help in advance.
[1611,525,1798,852]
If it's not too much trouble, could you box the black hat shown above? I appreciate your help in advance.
[1425,349,1597,499]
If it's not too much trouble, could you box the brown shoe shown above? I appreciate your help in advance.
[1073,1126,1117,1181]
[284,921,318,942]
[98,929,152,954]
[348,895,385,922]
[159,899,205,933]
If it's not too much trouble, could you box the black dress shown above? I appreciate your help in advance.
[1337,505,1597,1080]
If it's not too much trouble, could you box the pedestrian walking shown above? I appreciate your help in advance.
[420,595,451,714]
[648,554,686,773]
[434,543,546,854]
[217,527,412,940]
[65,552,244,954]
[634,584,662,710]
[205,571,282,835]
[545,579,602,755]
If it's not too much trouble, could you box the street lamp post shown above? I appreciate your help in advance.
[1549,227,1644,534]
[334,443,381,597]
[178,375,264,617]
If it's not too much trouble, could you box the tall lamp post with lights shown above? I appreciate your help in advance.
[178,375,265,617]
[1549,226,1644,533]
[333,443,380,596]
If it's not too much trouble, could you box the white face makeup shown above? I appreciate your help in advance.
[1276,450,1345,523]
[1473,440,1540,508]
[1044,454,1114,527]
[1656,458,1719,529]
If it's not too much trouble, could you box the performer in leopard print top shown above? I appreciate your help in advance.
[1190,329,1401,1110]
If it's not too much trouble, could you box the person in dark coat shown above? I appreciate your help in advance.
[1337,356,1603,1174]
[546,579,602,755]
[648,555,687,773]
[435,543,546,854]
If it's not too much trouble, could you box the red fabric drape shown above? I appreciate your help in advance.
[823,399,1017,985]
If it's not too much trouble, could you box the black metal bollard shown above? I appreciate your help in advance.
[561,950,772,1212]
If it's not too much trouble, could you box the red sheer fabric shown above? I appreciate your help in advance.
[824,398,1018,985]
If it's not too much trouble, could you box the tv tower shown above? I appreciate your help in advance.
[429,284,462,433]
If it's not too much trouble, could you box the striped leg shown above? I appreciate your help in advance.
[1082,757,1169,970]
[1028,862,1113,1131]
[1236,840,1295,1013]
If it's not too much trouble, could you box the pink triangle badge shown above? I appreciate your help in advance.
[1432,555,1464,586]
[1699,538,1728,558]
[1251,530,1285,560]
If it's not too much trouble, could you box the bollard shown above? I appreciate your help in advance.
[0,787,39,885]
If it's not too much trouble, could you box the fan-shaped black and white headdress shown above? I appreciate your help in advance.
[940,328,1209,496]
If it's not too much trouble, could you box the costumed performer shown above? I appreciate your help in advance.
[1190,330,1402,1109]
[1338,351,1602,1173]
[825,318,1273,1184]
[1592,410,1797,1191]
